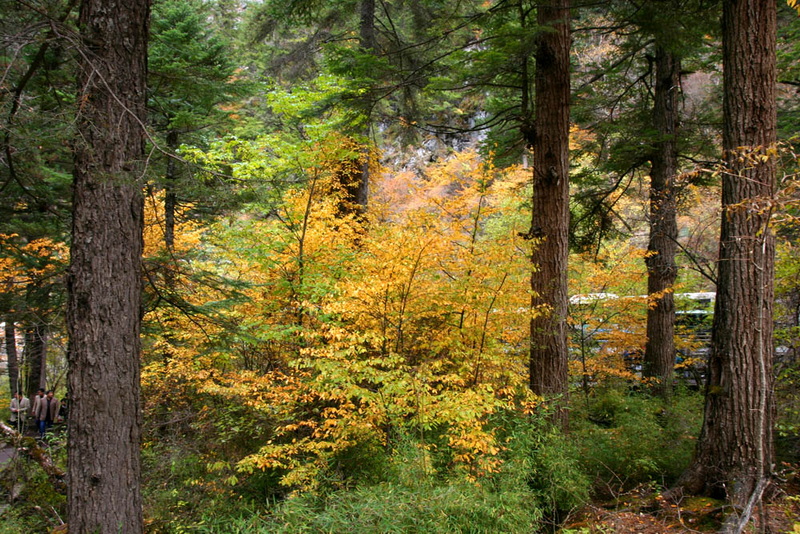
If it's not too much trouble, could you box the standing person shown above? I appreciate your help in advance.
[58,395,69,423]
[36,390,60,439]
[31,388,45,427]
[9,392,30,431]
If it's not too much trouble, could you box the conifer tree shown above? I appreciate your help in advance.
[643,41,680,398]
[673,0,777,524]
[529,0,571,417]
[148,0,241,256]
[67,0,150,530]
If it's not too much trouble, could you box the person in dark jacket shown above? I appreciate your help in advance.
[35,390,60,439]
[30,388,45,428]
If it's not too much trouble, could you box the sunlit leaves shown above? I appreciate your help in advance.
[178,148,537,490]
[568,244,649,387]
[0,234,68,301]
[143,127,552,492]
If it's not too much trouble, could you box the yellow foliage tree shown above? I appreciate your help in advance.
[568,244,649,400]
[140,131,547,494]
[197,149,539,490]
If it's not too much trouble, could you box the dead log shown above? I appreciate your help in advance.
[0,421,66,493]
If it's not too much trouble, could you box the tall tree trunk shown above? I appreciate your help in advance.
[353,0,376,213]
[674,0,776,520]
[529,0,571,424]
[164,129,179,291]
[644,46,680,398]
[5,321,19,396]
[24,323,47,398]
[164,129,178,256]
[67,0,149,531]
[359,0,376,52]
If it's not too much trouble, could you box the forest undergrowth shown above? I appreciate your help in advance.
[136,385,800,533]
[4,382,798,533]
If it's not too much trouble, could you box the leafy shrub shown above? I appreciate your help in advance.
[0,455,67,533]
[254,438,543,534]
[271,480,538,533]
[142,443,254,533]
[164,418,589,533]
[572,388,703,496]
[244,412,590,534]
[491,409,590,516]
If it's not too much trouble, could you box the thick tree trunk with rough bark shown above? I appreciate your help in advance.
[644,46,680,398]
[529,0,570,421]
[5,321,19,396]
[674,0,776,521]
[67,0,150,532]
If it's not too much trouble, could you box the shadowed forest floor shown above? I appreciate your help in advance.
[563,472,800,533]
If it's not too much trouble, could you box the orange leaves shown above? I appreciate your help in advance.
[143,191,204,258]
[569,244,650,387]
[448,417,504,476]
[345,151,532,369]
[0,233,68,295]
[143,143,541,492]
[214,150,538,489]
[327,226,449,357]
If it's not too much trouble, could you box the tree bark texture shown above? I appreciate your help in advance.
[24,323,47,399]
[67,0,150,531]
[5,321,19,396]
[529,0,571,417]
[644,46,680,398]
[676,0,776,512]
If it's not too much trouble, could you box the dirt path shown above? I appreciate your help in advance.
[0,442,18,466]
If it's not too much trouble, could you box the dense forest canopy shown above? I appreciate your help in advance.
[0,0,799,532]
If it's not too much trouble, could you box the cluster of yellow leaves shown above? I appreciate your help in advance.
[140,193,232,434]
[0,233,68,296]
[143,190,205,258]
[141,136,546,493]
[568,245,649,385]
[198,148,537,489]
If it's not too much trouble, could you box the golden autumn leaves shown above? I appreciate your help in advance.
[140,138,540,490]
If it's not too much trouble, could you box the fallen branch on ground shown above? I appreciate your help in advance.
[0,420,66,493]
